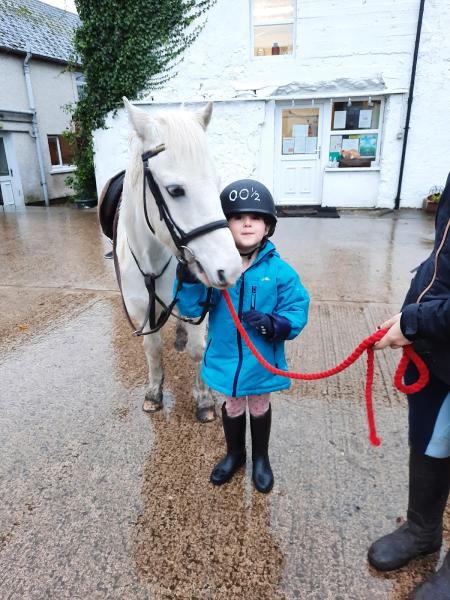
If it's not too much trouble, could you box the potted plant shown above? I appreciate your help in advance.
[423,185,443,214]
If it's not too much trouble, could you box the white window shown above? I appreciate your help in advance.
[329,98,383,168]
[48,135,75,168]
[75,73,86,101]
[252,0,295,57]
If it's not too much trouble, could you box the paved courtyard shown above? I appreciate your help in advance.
[0,205,446,599]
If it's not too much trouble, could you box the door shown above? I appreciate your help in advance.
[275,102,324,205]
[0,136,16,207]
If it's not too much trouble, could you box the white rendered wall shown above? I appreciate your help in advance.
[0,54,78,202]
[95,0,450,208]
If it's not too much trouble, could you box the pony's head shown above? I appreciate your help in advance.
[123,98,241,288]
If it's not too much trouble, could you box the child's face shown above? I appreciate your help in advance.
[228,213,269,252]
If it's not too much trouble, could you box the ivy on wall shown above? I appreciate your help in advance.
[66,0,216,200]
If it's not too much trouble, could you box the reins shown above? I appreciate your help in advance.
[221,289,430,446]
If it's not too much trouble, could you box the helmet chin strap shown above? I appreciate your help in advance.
[239,243,260,258]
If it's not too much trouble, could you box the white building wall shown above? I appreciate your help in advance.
[0,53,78,204]
[94,0,450,209]
[401,0,450,206]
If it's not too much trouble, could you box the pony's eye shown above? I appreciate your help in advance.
[166,185,185,198]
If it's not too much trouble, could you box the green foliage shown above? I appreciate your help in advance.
[427,185,443,204]
[68,0,216,199]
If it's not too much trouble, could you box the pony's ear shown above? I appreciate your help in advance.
[123,96,154,139]
[196,102,213,130]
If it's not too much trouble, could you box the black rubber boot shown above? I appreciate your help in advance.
[210,403,246,486]
[413,549,450,599]
[368,451,450,571]
[250,405,274,494]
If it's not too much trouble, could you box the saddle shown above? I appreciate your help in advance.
[98,170,125,240]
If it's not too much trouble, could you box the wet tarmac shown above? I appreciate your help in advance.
[0,205,447,599]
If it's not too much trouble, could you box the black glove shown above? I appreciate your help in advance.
[176,261,199,284]
[242,310,292,341]
[242,310,275,339]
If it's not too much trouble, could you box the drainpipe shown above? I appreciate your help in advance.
[394,0,425,209]
[23,49,49,207]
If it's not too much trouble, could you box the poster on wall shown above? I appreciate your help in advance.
[342,138,360,152]
[359,135,377,156]
[294,137,306,153]
[330,136,343,152]
[292,124,309,138]
[333,111,346,129]
[358,110,373,128]
[305,137,318,153]
[282,138,295,154]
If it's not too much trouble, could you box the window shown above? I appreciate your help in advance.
[281,107,319,154]
[329,98,382,168]
[75,73,86,101]
[252,0,295,57]
[48,135,75,168]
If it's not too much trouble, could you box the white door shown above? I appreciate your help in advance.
[275,102,324,205]
[0,136,16,207]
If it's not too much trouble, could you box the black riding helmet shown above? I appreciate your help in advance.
[220,179,277,237]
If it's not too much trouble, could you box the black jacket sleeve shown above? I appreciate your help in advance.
[401,298,450,344]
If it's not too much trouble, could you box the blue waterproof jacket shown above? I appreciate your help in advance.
[401,172,450,385]
[175,241,310,397]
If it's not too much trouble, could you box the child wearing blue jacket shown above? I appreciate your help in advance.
[175,179,310,493]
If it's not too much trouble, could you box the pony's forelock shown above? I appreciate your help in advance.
[153,109,210,168]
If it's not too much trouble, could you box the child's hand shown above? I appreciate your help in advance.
[374,313,412,350]
[242,310,275,338]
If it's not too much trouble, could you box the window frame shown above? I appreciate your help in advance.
[327,97,385,170]
[74,73,86,102]
[250,0,297,60]
[47,134,76,173]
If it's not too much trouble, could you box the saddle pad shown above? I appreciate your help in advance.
[98,170,125,240]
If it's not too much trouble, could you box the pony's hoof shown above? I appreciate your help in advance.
[142,398,163,413]
[196,406,216,423]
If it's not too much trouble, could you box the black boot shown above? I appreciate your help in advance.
[368,451,450,571]
[210,403,246,486]
[250,405,274,494]
[413,549,450,599]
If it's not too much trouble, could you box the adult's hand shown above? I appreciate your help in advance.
[374,313,412,350]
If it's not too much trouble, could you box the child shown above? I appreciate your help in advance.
[175,179,310,493]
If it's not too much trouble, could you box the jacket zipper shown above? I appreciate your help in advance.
[232,275,245,397]
[417,218,450,303]
[251,285,256,309]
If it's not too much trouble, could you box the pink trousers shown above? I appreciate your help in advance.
[224,393,271,418]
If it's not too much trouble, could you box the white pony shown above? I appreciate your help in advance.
[113,99,241,422]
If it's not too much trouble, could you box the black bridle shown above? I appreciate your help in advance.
[114,143,226,336]
[141,144,229,262]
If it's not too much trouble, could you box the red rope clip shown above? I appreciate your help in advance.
[221,289,430,446]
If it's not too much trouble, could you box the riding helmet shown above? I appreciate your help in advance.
[220,179,277,237]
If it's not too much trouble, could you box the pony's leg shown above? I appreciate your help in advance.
[142,332,164,413]
[174,320,188,352]
[185,321,216,423]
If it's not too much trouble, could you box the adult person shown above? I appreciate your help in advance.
[368,173,450,599]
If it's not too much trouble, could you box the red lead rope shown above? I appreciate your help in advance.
[221,289,430,446]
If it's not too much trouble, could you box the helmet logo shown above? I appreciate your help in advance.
[228,187,261,202]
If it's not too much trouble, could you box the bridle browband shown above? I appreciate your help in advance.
[114,143,226,336]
